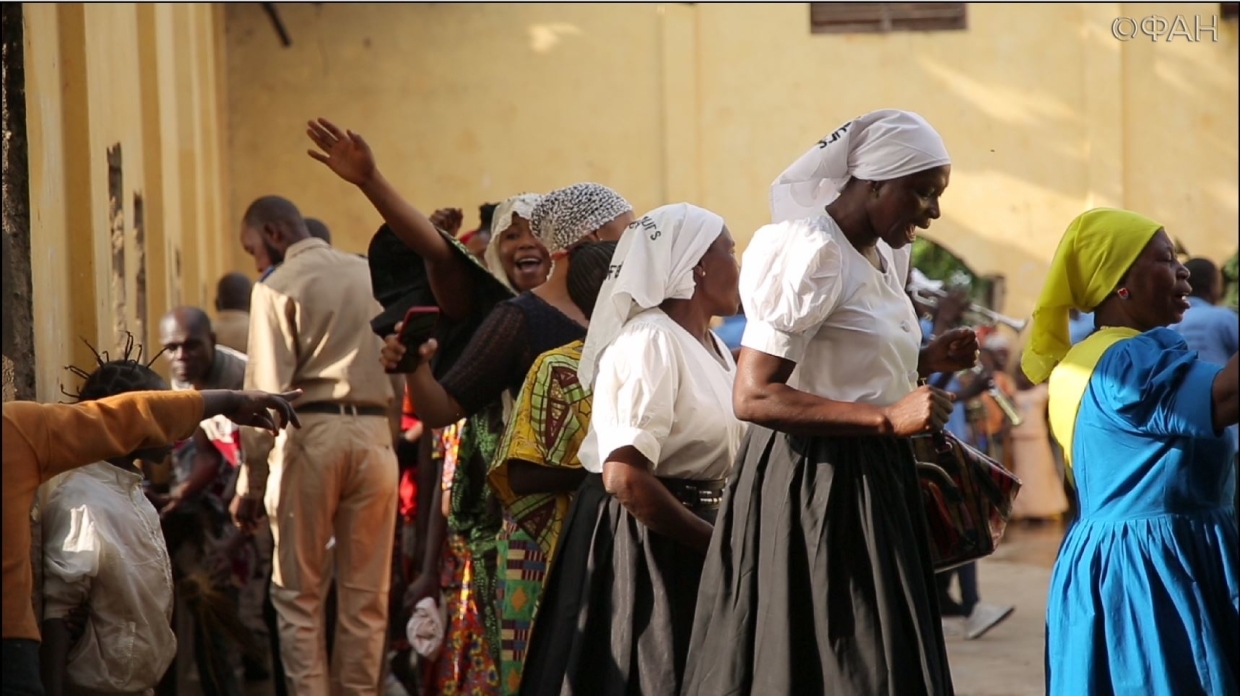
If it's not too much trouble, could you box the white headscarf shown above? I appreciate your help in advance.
[578,203,725,387]
[483,193,543,292]
[770,109,951,224]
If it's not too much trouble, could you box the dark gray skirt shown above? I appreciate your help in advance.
[519,473,718,696]
[681,427,954,696]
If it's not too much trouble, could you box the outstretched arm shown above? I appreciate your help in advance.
[3,390,297,486]
[733,348,954,437]
[306,117,476,320]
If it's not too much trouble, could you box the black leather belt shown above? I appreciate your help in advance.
[297,402,388,417]
[660,477,727,511]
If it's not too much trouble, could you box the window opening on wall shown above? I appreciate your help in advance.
[810,3,968,34]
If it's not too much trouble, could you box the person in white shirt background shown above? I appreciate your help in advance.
[683,109,979,696]
[519,203,745,696]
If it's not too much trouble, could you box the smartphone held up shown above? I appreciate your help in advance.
[389,306,439,373]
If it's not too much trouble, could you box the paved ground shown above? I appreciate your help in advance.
[945,521,1065,696]
[219,522,1067,696]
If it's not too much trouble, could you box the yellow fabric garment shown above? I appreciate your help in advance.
[1021,208,1162,384]
[1047,327,1138,481]
[488,341,590,559]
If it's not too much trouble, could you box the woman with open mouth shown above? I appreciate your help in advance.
[380,182,634,694]
[1022,208,1238,696]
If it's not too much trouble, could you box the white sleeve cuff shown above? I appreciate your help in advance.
[596,426,664,471]
[741,319,809,364]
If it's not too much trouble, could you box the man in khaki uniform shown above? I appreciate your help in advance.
[233,195,398,696]
[214,272,254,354]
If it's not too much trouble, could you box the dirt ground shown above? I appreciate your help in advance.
[944,522,1064,696]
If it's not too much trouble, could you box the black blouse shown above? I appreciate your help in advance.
[440,292,586,416]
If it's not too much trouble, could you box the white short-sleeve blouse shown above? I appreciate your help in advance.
[580,309,744,481]
[739,215,922,407]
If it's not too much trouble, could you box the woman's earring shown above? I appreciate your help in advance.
[1117,288,1130,300]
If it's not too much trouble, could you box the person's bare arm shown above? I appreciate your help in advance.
[402,365,466,430]
[602,448,713,554]
[306,117,474,320]
[383,304,523,428]
[918,327,980,379]
[732,348,954,437]
[162,427,223,516]
[4,390,297,485]
[1213,353,1239,431]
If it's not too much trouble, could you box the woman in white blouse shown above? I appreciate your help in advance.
[683,110,979,696]
[519,203,744,696]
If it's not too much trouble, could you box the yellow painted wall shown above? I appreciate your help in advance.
[24,3,233,401]
[223,2,669,266]
[221,3,1238,321]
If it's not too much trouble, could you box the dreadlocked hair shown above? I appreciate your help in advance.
[61,332,169,403]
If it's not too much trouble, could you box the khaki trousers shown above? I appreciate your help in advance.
[265,413,398,696]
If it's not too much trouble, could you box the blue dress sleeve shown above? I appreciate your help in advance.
[1093,328,1224,439]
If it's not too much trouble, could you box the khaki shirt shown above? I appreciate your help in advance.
[238,238,395,498]
[213,310,251,354]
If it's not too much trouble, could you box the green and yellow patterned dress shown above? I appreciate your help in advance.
[488,341,592,695]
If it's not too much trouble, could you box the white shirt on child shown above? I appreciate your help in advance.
[42,462,177,694]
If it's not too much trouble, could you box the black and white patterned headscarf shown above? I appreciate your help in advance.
[529,183,632,255]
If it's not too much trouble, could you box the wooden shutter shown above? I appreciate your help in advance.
[810,3,968,34]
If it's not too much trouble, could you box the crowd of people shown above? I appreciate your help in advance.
[2,108,1237,696]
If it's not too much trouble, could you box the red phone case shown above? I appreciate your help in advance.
[400,307,439,344]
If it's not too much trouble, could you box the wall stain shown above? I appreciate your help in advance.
[107,144,126,346]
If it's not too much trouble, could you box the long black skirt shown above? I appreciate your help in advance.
[519,474,715,696]
[681,428,954,696]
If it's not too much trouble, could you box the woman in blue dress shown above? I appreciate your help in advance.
[1021,208,1239,695]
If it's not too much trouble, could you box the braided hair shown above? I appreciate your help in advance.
[62,332,169,403]
[567,240,619,320]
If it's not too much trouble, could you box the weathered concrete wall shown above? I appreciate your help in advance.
[23,3,231,400]
[3,2,36,403]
